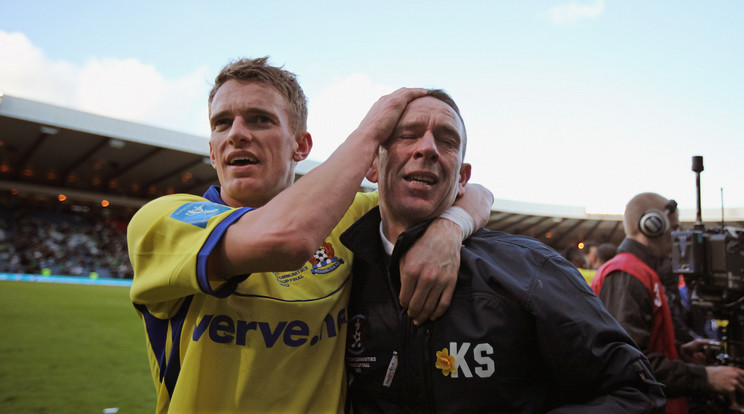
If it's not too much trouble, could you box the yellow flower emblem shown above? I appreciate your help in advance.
[435,348,456,376]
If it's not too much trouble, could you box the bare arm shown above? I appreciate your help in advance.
[210,88,428,279]
[399,183,494,324]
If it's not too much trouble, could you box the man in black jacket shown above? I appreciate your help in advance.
[341,89,665,413]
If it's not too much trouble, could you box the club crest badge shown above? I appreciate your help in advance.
[272,241,344,286]
[346,315,381,377]
[347,314,368,356]
[309,241,344,274]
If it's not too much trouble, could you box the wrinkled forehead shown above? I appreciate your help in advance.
[396,96,465,138]
[209,80,290,117]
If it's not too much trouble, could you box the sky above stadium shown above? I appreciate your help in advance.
[1,1,742,213]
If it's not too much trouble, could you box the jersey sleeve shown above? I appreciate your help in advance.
[128,194,253,312]
[347,191,379,221]
[327,191,379,240]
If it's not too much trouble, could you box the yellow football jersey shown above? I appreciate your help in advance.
[128,186,378,413]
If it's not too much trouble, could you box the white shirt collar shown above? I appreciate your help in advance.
[379,221,395,255]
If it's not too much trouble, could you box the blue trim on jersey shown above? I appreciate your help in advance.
[203,185,227,205]
[232,272,352,302]
[196,208,252,297]
[163,296,192,396]
[134,296,193,398]
[134,302,168,379]
[196,185,254,298]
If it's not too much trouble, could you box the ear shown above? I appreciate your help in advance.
[456,163,472,197]
[209,141,217,169]
[292,132,313,162]
[365,155,379,183]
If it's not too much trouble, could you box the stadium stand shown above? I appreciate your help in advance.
[1,93,742,278]
[0,194,132,278]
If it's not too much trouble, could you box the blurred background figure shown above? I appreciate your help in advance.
[561,245,595,285]
[562,245,588,269]
[582,240,600,269]
[596,242,617,268]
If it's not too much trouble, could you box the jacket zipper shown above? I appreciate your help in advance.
[424,326,434,413]
[383,256,409,398]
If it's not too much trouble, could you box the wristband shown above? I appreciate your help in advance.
[439,206,475,240]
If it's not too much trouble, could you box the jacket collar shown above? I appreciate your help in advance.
[340,206,437,271]
[618,238,664,271]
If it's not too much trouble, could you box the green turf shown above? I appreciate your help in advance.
[0,281,156,414]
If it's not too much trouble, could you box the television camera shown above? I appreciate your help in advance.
[672,155,744,367]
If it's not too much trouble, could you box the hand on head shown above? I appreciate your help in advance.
[353,88,428,146]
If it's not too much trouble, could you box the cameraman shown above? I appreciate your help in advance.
[592,192,744,413]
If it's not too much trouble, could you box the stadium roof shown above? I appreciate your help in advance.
[0,93,217,208]
[2,93,742,251]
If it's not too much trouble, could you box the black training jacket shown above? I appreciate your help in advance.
[341,207,665,414]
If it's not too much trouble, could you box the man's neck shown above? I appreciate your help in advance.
[378,211,410,249]
[620,237,663,270]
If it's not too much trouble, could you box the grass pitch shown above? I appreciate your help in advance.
[0,280,155,413]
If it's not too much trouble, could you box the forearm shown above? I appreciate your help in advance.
[266,130,380,240]
[215,132,380,277]
[399,183,493,322]
[648,353,708,397]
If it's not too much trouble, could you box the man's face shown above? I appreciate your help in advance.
[369,96,470,229]
[585,246,599,268]
[209,80,310,207]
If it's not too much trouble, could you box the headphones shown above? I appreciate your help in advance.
[639,199,678,238]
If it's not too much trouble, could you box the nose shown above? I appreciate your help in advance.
[413,131,439,161]
[227,117,253,145]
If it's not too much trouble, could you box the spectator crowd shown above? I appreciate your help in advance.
[1,195,618,283]
[0,197,133,279]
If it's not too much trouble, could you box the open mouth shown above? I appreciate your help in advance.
[404,174,437,186]
[227,156,259,166]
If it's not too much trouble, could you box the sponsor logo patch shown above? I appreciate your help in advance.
[171,202,231,228]
[192,308,348,348]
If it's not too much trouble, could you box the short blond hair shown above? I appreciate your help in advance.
[208,57,308,135]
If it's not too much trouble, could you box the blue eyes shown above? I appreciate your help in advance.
[212,115,273,131]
